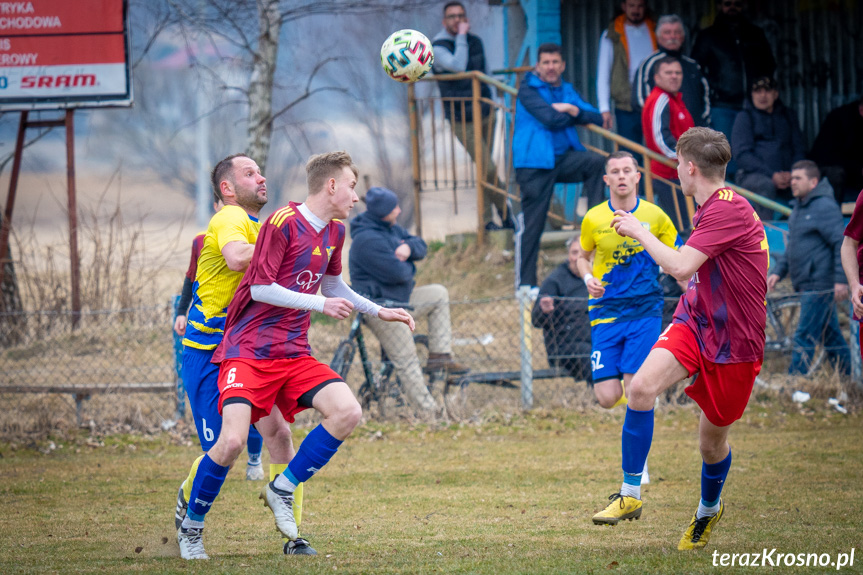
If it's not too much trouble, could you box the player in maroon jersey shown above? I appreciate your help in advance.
[176,151,414,560]
[591,127,768,551]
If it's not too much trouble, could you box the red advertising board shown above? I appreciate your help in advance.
[0,0,132,110]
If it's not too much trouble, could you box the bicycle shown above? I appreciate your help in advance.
[329,312,437,418]
[764,291,825,376]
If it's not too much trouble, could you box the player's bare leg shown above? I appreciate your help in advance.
[265,381,361,541]
[593,349,688,525]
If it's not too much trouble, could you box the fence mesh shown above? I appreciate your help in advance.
[0,291,856,439]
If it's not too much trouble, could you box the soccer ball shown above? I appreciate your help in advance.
[380,29,434,83]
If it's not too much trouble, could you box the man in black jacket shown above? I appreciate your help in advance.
[731,77,805,220]
[632,14,710,127]
[531,237,591,381]
[348,187,468,414]
[432,1,509,229]
[692,0,775,173]
[767,160,850,376]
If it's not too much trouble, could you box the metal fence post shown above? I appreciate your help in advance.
[517,285,535,410]
[172,295,186,418]
[851,300,861,388]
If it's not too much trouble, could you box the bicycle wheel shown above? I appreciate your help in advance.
[330,340,356,381]
[443,376,520,422]
[764,297,825,375]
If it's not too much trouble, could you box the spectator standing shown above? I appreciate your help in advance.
[731,76,805,220]
[349,187,468,415]
[767,160,850,377]
[809,98,863,204]
[633,14,710,128]
[691,0,776,170]
[531,237,591,382]
[432,1,510,229]
[513,43,605,288]
[641,57,695,231]
[841,190,863,364]
[597,0,657,146]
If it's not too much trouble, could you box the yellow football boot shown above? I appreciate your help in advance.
[592,492,643,525]
[678,500,724,550]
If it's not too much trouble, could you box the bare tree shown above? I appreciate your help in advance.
[159,0,428,173]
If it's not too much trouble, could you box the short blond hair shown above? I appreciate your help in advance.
[305,151,358,195]
[675,127,731,181]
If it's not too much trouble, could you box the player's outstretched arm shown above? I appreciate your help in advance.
[378,307,415,331]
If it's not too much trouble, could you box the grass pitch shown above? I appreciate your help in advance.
[1,399,861,574]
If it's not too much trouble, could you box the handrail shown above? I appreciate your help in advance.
[408,70,791,242]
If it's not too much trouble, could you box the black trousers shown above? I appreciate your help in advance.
[515,149,606,287]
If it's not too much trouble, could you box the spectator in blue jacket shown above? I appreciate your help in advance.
[731,76,805,220]
[767,160,850,377]
[348,187,467,414]
[513,43,605,288]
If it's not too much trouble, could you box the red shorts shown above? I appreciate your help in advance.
[652,323,761,427]
[217,356,342,424]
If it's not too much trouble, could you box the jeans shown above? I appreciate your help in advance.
[789,291,851,376]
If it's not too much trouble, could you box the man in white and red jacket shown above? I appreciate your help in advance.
[642,56,694,233]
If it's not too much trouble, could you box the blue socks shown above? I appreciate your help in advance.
[620,407,654,499]
[247,425,263,465]
[279,425,342,489]
[697,451,732,517]
[186,454,229,523]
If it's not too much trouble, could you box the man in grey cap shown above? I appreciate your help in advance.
[349,187,468,415]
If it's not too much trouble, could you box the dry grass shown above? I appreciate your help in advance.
[0,399,860,574]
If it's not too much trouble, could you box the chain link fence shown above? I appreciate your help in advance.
[1,291,858,439]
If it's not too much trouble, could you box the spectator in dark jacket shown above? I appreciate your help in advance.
[767,160,850,377]
[691,0,776,174]
[531,237,591,381]
[349,187,467,414]
[731,76,805,220]
[432,1,509,229]
[809,98,863,204]
[633,14,710,128]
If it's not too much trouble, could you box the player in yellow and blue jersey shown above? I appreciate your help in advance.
[175,153,315,556]
[578,151,681,483]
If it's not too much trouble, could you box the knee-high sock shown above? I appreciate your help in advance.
[185,454,229,523]
[698,451,732,517]
[247,425,263,462]
[276,424,342,489]
[620,407,654,498]
[270,463,303,528]
[182,454,205,503]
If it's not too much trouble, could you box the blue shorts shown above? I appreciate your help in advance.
[590,316,662,383]
[183,346,261,451]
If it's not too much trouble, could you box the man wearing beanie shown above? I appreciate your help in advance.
[349,187,468,415]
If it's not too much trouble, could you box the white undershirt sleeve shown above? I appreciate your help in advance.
[250,283,326,313]
[320,274,382,316]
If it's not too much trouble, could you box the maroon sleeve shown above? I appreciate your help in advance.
[685,198,749,258]
[844,191,863,241]
[247,220,289,286]
[184,234,204,282]
[325,222,345,276]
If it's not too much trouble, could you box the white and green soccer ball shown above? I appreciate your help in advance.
[380,29,434,83]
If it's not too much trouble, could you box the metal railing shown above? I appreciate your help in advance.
[408,69,791,240]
